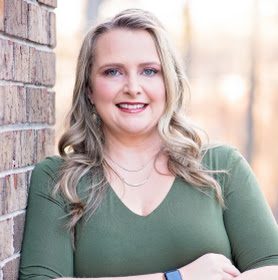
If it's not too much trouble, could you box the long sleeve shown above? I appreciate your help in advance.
[222,148,278,272]
[19,157,74,279]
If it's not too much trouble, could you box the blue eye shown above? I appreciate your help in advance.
[104,69,121,76]
[143,68,158,76]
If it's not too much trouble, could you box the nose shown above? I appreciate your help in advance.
[123,73,141,96]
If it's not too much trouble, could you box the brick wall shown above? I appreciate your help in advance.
[0,0,57,279]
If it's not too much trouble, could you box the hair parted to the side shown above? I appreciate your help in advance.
[55,8,225,234]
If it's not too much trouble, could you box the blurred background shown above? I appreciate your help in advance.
[54,0,278,219]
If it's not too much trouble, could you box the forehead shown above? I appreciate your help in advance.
[93,28,160,65]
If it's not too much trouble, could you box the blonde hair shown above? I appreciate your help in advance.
[56,8,225,233]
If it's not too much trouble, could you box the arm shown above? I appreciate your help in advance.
[222,148,278,271]
[235,266,278,280]
[56,273,164,280]
[56,265,278,280]
[56,266,278,280]
[19,157,74,279]
[56,253,241,280]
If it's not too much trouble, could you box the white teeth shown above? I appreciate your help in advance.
[118,104,145,109]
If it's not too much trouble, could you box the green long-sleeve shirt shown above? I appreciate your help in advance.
[19,145,278,279]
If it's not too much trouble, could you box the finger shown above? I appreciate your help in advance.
[213,253,233,265]
[218,254,234,263]
[222,272,236,280]
[223,265,241,277]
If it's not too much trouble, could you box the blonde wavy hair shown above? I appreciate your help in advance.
[56,8,225,232]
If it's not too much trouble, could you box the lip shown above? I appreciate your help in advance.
[116,102,148,114]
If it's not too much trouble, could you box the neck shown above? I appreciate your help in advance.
[103,129,163,162]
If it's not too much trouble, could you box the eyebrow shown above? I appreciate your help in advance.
[97,62,161,70]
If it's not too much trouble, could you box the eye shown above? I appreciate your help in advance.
[143,68,158,76]
[103,68,121,77]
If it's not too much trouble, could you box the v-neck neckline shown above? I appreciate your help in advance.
[108,176,178,218]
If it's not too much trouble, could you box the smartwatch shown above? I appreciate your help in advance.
[164,269,183,280]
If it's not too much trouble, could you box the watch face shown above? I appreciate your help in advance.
[165,269,183,280]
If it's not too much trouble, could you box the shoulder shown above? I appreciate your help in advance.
[32,155,64,181]
[28,156,67,208]
[30,156,65,193]
[201,144,243,171]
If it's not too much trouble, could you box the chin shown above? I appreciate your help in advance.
[121,126,158,136]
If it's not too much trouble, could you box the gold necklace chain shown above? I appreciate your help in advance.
[105,161,154,188]
[104,152,156,173]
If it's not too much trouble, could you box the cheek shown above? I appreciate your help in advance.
[92,78,120,103]
[149,79,166,103]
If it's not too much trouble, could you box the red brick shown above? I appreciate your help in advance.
[0,86,4,122]
[28,3,49,45]
[0,218,13,261]
[36,128,55,161]
[0,40,32,83]
[48,90,55,125]
[37,0,57,8]
[14,43,30,83]
[0,0,4,31]
[2,256,19,280]
[13,213,25,253]
[45,128,55,155]
[0,86,27,125]
[0,39,14,80]
[26,88,50,123]
[0,0,56,270]
[0,130,36,171]
[0,173,28,215]
[0,132,14,172]
[26,170,32,189]
[0,129,55,172]
[26,88,46,123]
[49,11,56,47]
[42,51,56,85]
[13,130,36,168]
[13,41,56,85]
[4,0,28,38]
[0,86,56,126]
[29,48,56,86]
[0,39,56,84]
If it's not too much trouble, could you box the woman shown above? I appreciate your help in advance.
[19,9,278,280]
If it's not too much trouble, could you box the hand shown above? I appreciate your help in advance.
[179,253,241,280]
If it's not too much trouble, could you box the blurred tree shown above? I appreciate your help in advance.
[246,0,259,163]
[86,0,102,30]
[183,0,192,78]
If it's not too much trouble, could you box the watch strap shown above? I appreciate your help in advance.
[164,269,183,280]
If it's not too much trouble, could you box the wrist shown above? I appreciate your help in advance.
[177,268,184,280]
[164,269,183,280]
[178,267,185,279]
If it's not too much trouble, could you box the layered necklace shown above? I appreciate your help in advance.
[105,153,157,187]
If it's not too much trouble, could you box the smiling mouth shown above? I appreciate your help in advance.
[116,103,148,113]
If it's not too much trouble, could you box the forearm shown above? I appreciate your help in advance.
[56,272,164,280]
[235,266,278,280]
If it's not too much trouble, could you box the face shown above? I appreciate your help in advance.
[89,28,166,139]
